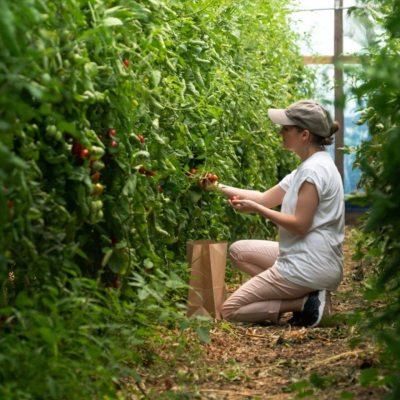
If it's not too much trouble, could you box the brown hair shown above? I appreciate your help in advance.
[295,122,340,148]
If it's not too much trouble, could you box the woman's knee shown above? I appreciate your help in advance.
[229,240,248,261]
[221,299,238,321]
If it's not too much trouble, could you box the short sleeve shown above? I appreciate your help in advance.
[279,169,298,192]
[296,168,326,204]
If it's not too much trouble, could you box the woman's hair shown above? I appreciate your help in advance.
[295,122,340,148]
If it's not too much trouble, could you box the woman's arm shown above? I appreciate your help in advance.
[254,181,319,237]
[208,183,286,208]
[210,183,264,203]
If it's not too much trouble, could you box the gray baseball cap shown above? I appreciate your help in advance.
[268,100,334,138]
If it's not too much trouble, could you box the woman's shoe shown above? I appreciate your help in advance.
[301,290,326,328]
[287,311,303,325]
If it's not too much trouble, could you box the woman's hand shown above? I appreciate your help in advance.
[229,198,260,214]
[198,177,218,191]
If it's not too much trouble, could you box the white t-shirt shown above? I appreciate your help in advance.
[275,151,345,291]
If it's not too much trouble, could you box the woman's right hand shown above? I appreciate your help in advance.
[198,176,218,191]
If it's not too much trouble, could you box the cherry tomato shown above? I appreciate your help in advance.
[231,196,240,201]
[110,141,118,148]
[139,166,146,174]
[72,141,83,156]
[190,168,196,174]
[146,269,151,274]
[113,279,120,289]
[158,185,162,193]
[7,200,14,208]
[146,171,156,177]
[209,174,219,183]
[93,183,104,196]
[91,172,100,183]
[97,134,104,140]
[107,128,116,138]
[123,59,129,68]
[138,135,144,143]
[80,149,90,159]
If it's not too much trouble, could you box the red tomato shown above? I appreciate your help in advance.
[80,149,90,159]
[123,59,129,68]
[107,128,116,138]
[72,141,83,156]
[146,171,156,177]
[7,200,14,208]
[110,234,117,247]
[110,141,118,148]
[158,185,162,193]
[113,279,120,289]
[91,172,100,183]
[189,168,196,174]
[138,135,144,143]
[139,166,146,174]
[209,174,219,182]
[231,196,240,201]
[97,134,104,140]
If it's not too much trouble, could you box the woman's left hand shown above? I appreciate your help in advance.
[229,198,260,214]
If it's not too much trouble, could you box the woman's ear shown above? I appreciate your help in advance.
[302,129,311,143]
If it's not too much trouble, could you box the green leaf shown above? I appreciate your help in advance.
[38,327,58,345]
[165,278,186,289]
[122,175,137,197]
[344,191,371,207]
[103,17,123,27]
[108,250,125,273]
[150,70,162,88]
[15,292,34,308]
[179,319,191,332]
[101,249,113,267]
[360,369,378,387]
[165,208,178,226]
[195,326,210,344]
[138,288,149,300]
[76,248,89,260]
[341,391,354,400]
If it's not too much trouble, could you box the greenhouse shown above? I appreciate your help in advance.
[0,0,399,399]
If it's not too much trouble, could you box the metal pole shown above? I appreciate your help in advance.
[334,0,344,182]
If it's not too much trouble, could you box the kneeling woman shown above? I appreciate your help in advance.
[201,100,344,327]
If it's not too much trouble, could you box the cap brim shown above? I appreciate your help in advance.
[268,109,296,126]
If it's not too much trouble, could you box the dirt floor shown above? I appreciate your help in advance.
[125,226,388,400]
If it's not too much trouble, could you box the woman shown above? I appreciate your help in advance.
[200,100,344,328]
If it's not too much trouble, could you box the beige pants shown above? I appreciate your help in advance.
[221,240,315,324]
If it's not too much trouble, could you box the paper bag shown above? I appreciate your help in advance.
[186,239,228,320]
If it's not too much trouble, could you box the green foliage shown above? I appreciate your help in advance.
[288,373,337,399]
[344,1,400,398]
[0,0,312,398]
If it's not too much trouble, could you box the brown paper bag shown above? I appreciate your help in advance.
[186,239,228,320]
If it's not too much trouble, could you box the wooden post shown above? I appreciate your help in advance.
[334,0,344,182]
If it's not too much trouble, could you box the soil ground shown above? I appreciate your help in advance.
[124,226,388,400]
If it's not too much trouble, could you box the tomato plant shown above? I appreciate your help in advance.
[0,0,313,398]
